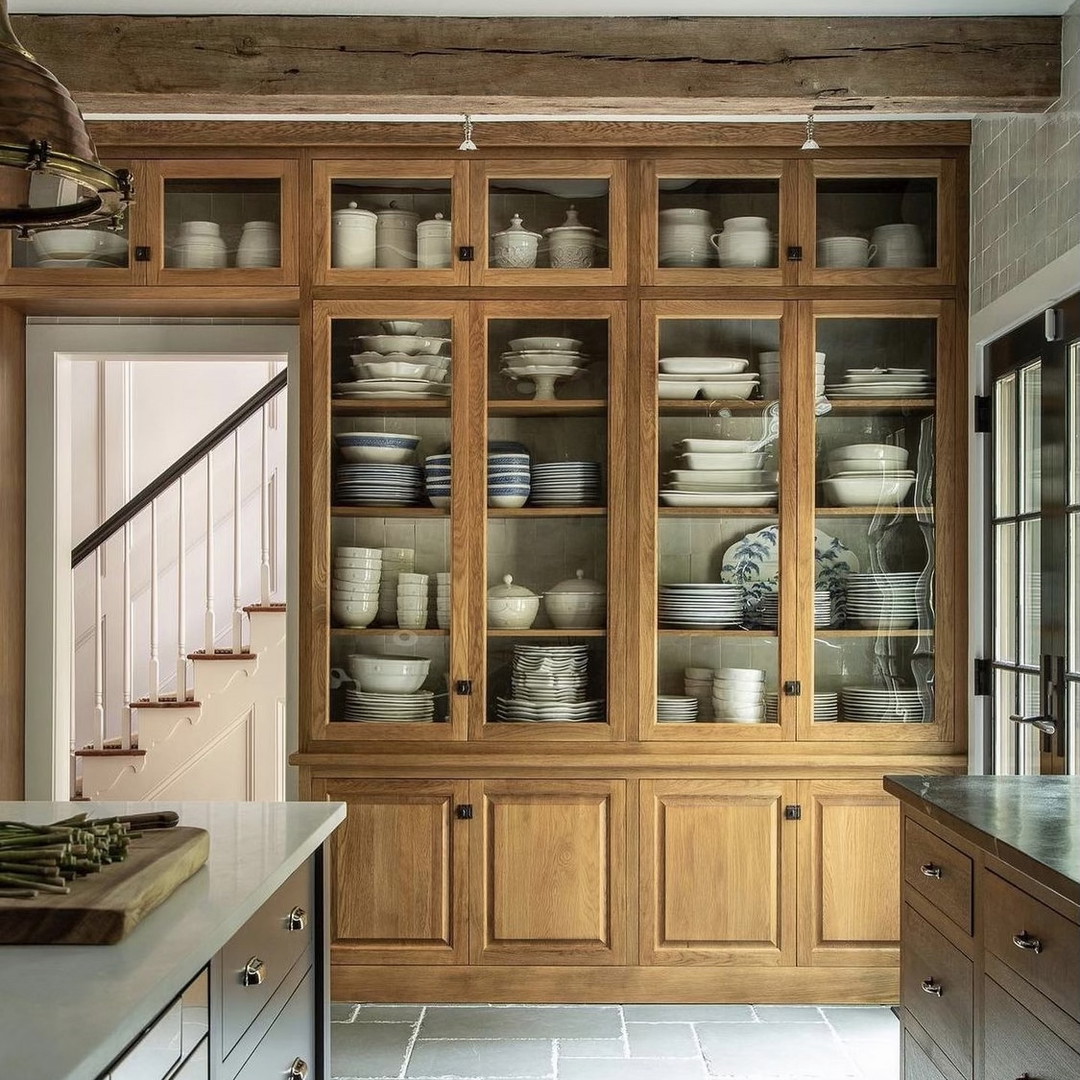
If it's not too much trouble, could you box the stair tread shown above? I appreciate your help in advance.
[132,696,202,708]
[243,603,286,613]
[74,747,147,757]
[187,648,257,661]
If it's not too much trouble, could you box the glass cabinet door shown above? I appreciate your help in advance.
[311,302,468,742]
[474,160,626,286]
[643,301,796,741]
[801,159,957,286]
[805,301,961,743]
[313,159,469,286]
[475,301,626,740]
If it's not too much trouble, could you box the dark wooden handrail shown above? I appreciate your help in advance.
[72,369,287,568]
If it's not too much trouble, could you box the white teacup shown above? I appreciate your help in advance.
[818,236,876,268]
[710,229,771,268]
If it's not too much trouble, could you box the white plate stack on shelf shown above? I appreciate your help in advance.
[841,685,926,723]
[335,462,423,507]
[376,547,415,626]
[754,588,834,629]
[657,696,699,723]
[683,666,714,720]
[657,355,758,401]
[500,336,589,401]
[435,573,451,630]
[843,571,926,629]
[336,322,451,399]
[658,583,744,628]
[765,691,838,722]
[823,443,915,508]
[497,643,603,722]
[331,546,382,628]
[758,351,825,401]
[660,438,777,508]
[342,654,436,723]
[529,461,602,506]
[825,367,933,400]
[344,689,436,722]
[712,668,767,724]
[397,572,429,630]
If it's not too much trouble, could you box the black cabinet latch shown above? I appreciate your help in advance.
[457,245,474,262]
[783,680,802,697]
[784,805,802,821]
[454,679,473,696]
[456,804,474,820]
[786,245,803,262]
[134,246,151,262]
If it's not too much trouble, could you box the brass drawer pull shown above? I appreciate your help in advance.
[921,978,943,996]
[288,1058,309,1079]
[920,863,942,878]
[287,906,307,932]
[1012,931,1043,954]
[241,956,265,986]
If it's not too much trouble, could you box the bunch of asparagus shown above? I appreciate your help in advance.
[0,811,179,899]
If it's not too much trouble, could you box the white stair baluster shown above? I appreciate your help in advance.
[232,430,243,652]
[260,405,270,606]
[177,474,187,701]
[121,521,132,750]
[93,547,104,751]
[205,451,215,654]
[148,500,159,703]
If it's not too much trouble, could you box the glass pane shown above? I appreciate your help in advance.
[332,317,452,406]
[993,666,1017,774]
[1020,518,1041,668]
[816,176,937,268]
[1019,361,1042,514]
[994,372,1018,519]
[488,178,609,270]
[1069,680,1079,776]
[1071,344,1080,503]
[993,522,1018,664]
[1071,513,1079,675]
[656,178,779,269]
[330,177,452,270]
[1017,674,1042,774]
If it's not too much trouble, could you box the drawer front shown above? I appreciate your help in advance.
[903,819,973,933]
[110,997,183,1080]
[169,1038,208,1080]
[221,859,314,1056]
[984,870,1080,1022]
[901,904,973,1077]
[903,1029,951,1080]
[983,976,1080,1080]
[234,967,315,1080]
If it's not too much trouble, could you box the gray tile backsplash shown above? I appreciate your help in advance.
[970,0,1080,312]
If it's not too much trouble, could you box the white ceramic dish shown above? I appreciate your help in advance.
[659,490,778,507]
[353,335,450,356]
[334,431,420,464]
[381,320,423,335]
[32,228,128,260]
[659,357,749,375]
[657,382,701,400]
[331,599,379,627]
[828,444,909,466]
[508,337,582,352]
[680,452,766,471]
[679,438,759,454]
[700,380,757,400]
[823,476,915,506]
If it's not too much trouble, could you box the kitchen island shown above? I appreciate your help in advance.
[0,800,345,1080]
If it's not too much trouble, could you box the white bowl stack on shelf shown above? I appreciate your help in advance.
[343,653,436,723]
[758,351,825,401]
[488,442,532,508]
[755,588,834,629]
[657,355,758,401]
[337,322,451,399]
[658,583,744,628]
[660,437,777,508]
[683,666,714,720]
[712,668,767,724]
[765,691,838,722]
[377,547,415,627]
[423,452,451,508]
[841,685,926,723]
[825,366,933,400]
[657,696,699,723]
[823,443,915,508]
[331,546,382,628]
[396,572,430,630]
[843,571,926,629]
[529,461,602,506]
[500,336,588,400]
[435,573,451,630]
[497,643,603,722]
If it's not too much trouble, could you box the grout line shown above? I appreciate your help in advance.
[550,1037,559,1079]
[617,1003,631,1058]
[687,1019,709,1074]
[398,1004,427,1080]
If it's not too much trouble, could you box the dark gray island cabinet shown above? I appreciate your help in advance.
[884,775,1080,1080]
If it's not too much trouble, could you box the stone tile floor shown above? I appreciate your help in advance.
[331,1002,900,1080]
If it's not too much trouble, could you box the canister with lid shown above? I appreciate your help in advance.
[376,202,419,268]
[331,202,377,268]
[491,213,542,269]
[543,205,599,269]
[416,212,452,269]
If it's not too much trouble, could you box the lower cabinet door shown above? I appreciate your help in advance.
[639,779,797,965]
[472,779,626,965]
[797,779,901,966]
[312,778,470,964]
[233,968,314,1080]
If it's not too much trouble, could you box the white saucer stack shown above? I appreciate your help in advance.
[843,571,926,629]
[498,643,603,722]
[530,461,602,506]
[755,588,834,629]
[344,688,436,722]
[841,686,926,723]
[657,695,699,723]
[658,583,744,628]
[825,367,933,399]
[765,691,838,722]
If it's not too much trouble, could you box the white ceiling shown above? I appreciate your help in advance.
[5,1,1072,15]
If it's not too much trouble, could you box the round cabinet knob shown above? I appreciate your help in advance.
[241,956,265,986]
[288,1059,309,1079]
[919,863,942,878]
[920,978,943,996]
[287,906,307,932]
[1012,931,1043,953]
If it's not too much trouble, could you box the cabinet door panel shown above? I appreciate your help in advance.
[312,778,468,964]
[798,779,900,966]
[641,780,797,966]
[473,780,626,965]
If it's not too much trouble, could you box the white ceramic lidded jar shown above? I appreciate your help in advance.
[543,205,600,269]
[543,569,607,629]
[658,207,713,267]
[416,212,453,269]
[331,202,377,268]
[236,220,280,268]
[375,202,419,268]
[175,220,227,269]
[491,213,542,269]
[487,574,541,630]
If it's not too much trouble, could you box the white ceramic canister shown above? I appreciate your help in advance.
[491,213,542,269]
[658,207,713,267]
[710,216,771,268]
[416,211,453,269]
[487,574,540,629]
[331,202,377,268]
[236,220,280,268]
[543,569,607,629]
[375,202,419,268]
[543,205,599,269]
[175,221,227,269]
[870,223,927,267]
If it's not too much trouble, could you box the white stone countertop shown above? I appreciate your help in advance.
[0,800,345,1080]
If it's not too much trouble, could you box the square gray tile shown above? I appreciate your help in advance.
[821,1007,900,1041]
[840,1035,900,1080]
[559,1061,708,1080]
[332,1021,415,1079]
[622,1005,755,1023]
[332,1003,359,1022]
[405,1039,553,1078]
[558,1038,626,1058]
[697,1021,857,1078]
[626,1023,699,1058]
[421,1005,622,1039]
[355,1005,426,1023]
[751,1006,826,1023]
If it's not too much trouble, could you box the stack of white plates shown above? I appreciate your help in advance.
[657,695,699,723]
[660,446,778,508]
[658,583,744,628]
[758,351,825,400]
[376,547,415,627]
[500,643,601,721]
[335,463,423,506]
[823,443,915,508]
[841,686,926,723]
[658,362,759,401]
[754,588,834,629]
[825,367,933,399]
[495,697,605,722]
[844,572,926,629]
[343,688,436,723]
[337,331,451,399]
[530,461,602,506]
[764,692,838,722]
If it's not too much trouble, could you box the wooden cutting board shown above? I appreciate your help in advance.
[0,826,209,945]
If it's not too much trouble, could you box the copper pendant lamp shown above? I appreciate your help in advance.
[0,0,132,233]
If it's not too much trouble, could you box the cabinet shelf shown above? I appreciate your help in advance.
[489,506,606,518]
[818,628,934,638]
[332,398,450,416]
[331,506,447,518]
[331,627,449,636]
[658,628,778,638]
[822,398,935,412]
[660,399,777,415]
[488,399,608,417]
[816,505,934,517]
[658,506,778,517]
[488,627,607,638]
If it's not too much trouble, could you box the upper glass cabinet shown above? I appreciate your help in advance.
[313,160,470,285]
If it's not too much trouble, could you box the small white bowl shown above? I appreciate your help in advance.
[381,320,423,335]
[395,583,429,597]
[358,360,432,380]
[488,493,529,508]
[334,431,420,465]
[828,444,909,466]
[331,599,378,627]
[336,546,381,559]
[823,476,915,507]
[715,667,766,682]
[333,566,381,585]
[700,380,758,401]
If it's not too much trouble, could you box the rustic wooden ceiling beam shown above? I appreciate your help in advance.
[11,15,1061,116]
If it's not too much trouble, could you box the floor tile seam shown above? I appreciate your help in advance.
[818,1010,869,1071]
[399,1004,428,1080]
[550,1036,558,1080]
[414,1036,590,1042]
[343,1019,423,1025]
[617,1003,631,1055]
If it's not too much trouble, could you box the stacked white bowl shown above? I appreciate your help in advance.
[500,336,588,401]
[657,696,699,723]
[377,547,415,626]
[712,668,767,724]
[396,572,430,630]
[817,236,874,268]
[435,572,451,630]
[823,443,915,508]
[660,438,777,509]
[843,571,925,629]
[423,452,451,508]
[339,322,451,400]
[657,355,758,402]
[870,224,927,267]
[683,666,714,720]
[765,691,838,722]
[344,653,435,722]
[658,207,713,267]
[331,546,382,628]
[758,351,825,400]
[488,445,531,508]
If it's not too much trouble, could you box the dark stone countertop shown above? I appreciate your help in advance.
[884,774,1080,903]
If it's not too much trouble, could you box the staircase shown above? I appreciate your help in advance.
[70,372,288,801]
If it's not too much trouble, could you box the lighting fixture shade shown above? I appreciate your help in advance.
[800,113,820,152]
[0,0,131,231]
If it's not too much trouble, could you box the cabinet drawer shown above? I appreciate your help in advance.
[983,976,1080,1079]
[903,819,972,933]
[168,1037,208,1080]
[234,967,315,1080]
[903,1029,952,1080]
[221,859,314,1057]
[984,870,1080,1022]
[901,904,973,1077]
[110,998,183,1080]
